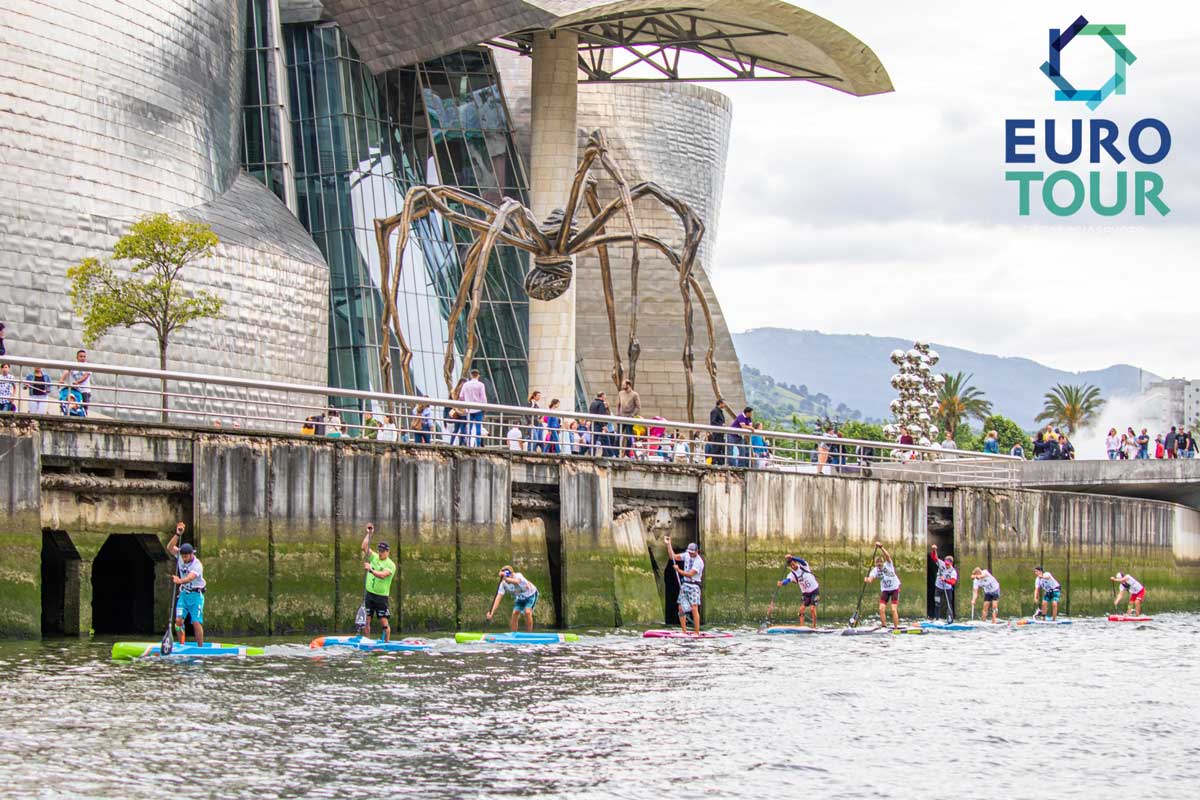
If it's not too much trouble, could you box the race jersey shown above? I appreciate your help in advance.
[783,565,819,593]
[176,555,206,591]
[498,572,537,601]
[869,561,901,592]
[678,553,705,584]
[973,570,1000,594]
[932,555,958,590]
[1120,574,1144,595]
[366,552,396,596]
[1035,572,1061,593]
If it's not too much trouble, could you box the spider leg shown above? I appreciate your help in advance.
[591,140,643,387]
[583,183,624,391]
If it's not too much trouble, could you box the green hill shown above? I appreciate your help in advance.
[741,364,875,423]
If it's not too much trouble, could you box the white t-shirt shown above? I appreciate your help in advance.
[973,570,1000,594]
[1120,574,1144,594]
[177,555,206,590]
[673,440,690,462]
[679,552,704,584]
[377,423,398,442]
[1035,572,1061,592]
[869,561,901,591]
[785,565,819,593]
[498,572,536,600]
[507,426,523,451]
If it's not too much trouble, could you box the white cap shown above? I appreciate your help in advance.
[1115,571,1124,579]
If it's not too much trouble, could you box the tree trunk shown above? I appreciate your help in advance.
[159,339,169,424]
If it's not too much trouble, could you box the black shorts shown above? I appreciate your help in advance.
[365,591,390,618]
[802,590,819,607]
[983,591,1000,602]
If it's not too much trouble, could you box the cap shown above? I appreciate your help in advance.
[1115,571,1124,579]
[686,543,698,553]
[1034,566,1044,572]
[945,555,954,563]
[179,543,194,555]
[377,542,390,551]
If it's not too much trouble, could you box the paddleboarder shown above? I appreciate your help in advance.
[167,522,205,646]
[777,555,819,628]
[970,567,1001,624]
[1033,566,1062,621]
[666,536,705,634]
[1111,571,1146,617]
[487,566,539,632]
[929,545,957,621]
[863,542,901,628]
[361,525,395,642]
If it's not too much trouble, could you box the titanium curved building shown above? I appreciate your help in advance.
[0,0,891,418]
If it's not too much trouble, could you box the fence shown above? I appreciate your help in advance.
[0,355,1020,487]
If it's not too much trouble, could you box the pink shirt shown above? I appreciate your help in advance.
[459,379,487,411]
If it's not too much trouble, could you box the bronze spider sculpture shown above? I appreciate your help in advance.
[375,129,723,422]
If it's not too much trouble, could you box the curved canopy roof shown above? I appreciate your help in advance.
[319,0,891,96]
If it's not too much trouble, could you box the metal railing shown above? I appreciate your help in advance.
[0,355,1020,486]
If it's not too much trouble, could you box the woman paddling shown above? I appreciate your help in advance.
[1111,571,1147,617]
[777,555,819,628]
[863,542,902,628]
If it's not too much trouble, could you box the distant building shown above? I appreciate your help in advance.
[1145,378,1200,428]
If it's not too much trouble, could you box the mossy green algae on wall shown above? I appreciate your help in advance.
[0,427,41,637]
[454,456,512,628]
[269,442,336,634]
[394,452,457,630]
[560,462,616,627]
[611,510,662,626]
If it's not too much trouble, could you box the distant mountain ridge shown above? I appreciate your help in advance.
[733,328,1156,428]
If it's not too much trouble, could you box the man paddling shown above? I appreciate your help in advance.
[864,542,901,628]
[167,523,205,646]
[487,566,539,632]
[361,524,395,642]
[970,567,1001,624]
[666,537,705,634]
[1111,571,1147,617]
[1033,566,1062,621]
[777,555,819,628]
[929,545,957,621]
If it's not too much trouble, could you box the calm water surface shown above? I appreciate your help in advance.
[2,616,1198,799]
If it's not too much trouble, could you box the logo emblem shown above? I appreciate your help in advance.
[1039,15,1137,111]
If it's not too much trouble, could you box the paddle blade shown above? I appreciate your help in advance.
[160,625,174,656]
[848,611,859,628]
[354,604,367,632]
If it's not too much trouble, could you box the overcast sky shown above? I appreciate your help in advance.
[708,1,1199,378]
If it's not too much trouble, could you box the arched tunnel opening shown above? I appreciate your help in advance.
[91,534,168,635]
[41,529,82,636]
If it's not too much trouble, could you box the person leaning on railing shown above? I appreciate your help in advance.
[616,380,640,457]
[0,363,17,412]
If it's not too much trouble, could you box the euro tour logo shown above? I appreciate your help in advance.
[1004,15,1171,217]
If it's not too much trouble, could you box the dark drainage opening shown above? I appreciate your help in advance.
[41,529,82,636]
[92,534,166,635]
[927,510,955,621]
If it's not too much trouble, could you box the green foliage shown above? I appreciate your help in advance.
[935,371,993,438]
[67,213,222,358]
[840,420,885,442]
[953,423,979,452]
[978,414,1032,458]
[741,365,873,423]
[1035,383,1104,435]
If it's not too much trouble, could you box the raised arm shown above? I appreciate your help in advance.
[361,523,374,557]
[166,522,184,557]
[876,542,892,563]
[664,534,677,562]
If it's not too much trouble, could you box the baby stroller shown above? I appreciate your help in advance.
[59,387,85,417]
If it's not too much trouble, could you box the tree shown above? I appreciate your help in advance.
[1036,383,1104,435]
[936,372,993,438]
[68,213,223,421]
[978,414,1033,458]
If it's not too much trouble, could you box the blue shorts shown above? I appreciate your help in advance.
[513,591,538,613]
[175,590,205,624]
[1042,589,1061,603]
[802,590,819,607]
[678,583,702,613]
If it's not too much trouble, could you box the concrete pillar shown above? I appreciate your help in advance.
[527,31,579,410]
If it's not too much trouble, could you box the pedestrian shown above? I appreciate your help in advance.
[167,522,205,646]
[751,422,769,469]
[778,555,820,628]
[970,567,1002,624]
[0,322,5,356]
[62,349,92,416]
[360,524,395,642]
[0,363,16,412]
[706,398,728,465]
[1105,428,1120,460]
[506,423,524,451]
[24,366,50,415]
[527,390,545,453]
[929,544,957,621]
[1111,571,1146,617]
[1033,566,1062,621]
[447,379,467,446]
[459,369,488,447]
[376,414,399,443]
[672,435,691,463]
[1135,428,1150,459]
[729,406,754,468]
[864,542,902,628]
[1010,441,1025,459]
[665,536,705,635]
[616,380,641,457]
[360,411,382,439]
[982,430,1000,454]
[1058,434,1075,461]
[325,409,343,438]
[543,398,562,454]
[1165,426,1178,459]
[1154,434,1165,459]
[1184,429,1197,459]
[588,391,610,456]
[487,566,539,632]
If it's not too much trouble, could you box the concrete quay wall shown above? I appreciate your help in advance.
[1,419,1198,637]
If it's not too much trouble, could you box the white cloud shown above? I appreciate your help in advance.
[707,1,1200,376]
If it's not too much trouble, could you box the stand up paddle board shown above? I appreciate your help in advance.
[920,621,975,631]
[310,635,431,652]
[761,626,838,635]
[642,629,733,639]
[1107,615,1152,622]
[1015,618,1072,626]
[112,641,265,660]
[455,632,579,645]
[841,626,885,636]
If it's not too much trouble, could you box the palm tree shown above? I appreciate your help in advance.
[936,372,993,438]
[1036,384,1104,434]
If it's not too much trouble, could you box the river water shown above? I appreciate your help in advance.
[1,615,1198,799]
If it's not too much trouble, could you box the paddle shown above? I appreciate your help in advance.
[354,592,367,634]
[760,584,781,632]
[160,579,180,656]
[943,586,955,624]
[849,544,881,628]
